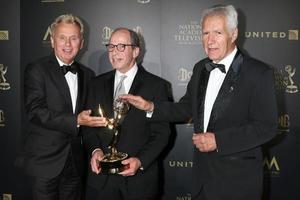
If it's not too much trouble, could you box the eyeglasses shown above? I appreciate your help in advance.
[105,43,136,52]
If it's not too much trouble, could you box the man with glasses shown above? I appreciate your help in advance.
[83,27,171,200]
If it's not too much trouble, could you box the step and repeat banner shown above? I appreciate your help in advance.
[1,0,299,199]
[0,1,21,200]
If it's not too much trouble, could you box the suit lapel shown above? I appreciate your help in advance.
[105,72,115,118]
[128,66,144,95]
[47,54,73,111]
[194,63,210,132]
[207,51,244,131]
[75,63,84,115]
[125,66,145,119]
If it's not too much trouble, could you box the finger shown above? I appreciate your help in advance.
[119,170,129,176]
[198,143,208,152]
[91,120,107,127]
[120,168,135,177]
[192,134,198,142]
[91,160,99,173]
[121,158,132,165]
[121,94,135,101]
[192,133,201,140]
[82,110,91,115]
[199,147,207,152]
[198,147,204,152]
[118,164,132,176]
[87,118,107,127]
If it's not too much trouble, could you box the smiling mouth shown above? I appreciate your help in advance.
[63,49,72,54]
[208,46,218,50]
[208,48,219,53]
[113,57,123,62]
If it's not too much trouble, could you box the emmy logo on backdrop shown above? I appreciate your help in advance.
[92,99,130,174]
[0,64,10,90]
[2,193,12,200]
[284,65,298,93]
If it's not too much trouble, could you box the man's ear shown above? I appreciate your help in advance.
[231,28,238,42]
[133,47,140,59]
[50,36,54,48]
[80,39,84,50]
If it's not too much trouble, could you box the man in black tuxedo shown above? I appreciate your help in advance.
[23,14,106,200]
[83,28,171,200]
[122,5,278,200]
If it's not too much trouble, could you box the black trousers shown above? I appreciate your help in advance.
[30,152,82,200]
[192,185,206,200]
[85,175,157,200]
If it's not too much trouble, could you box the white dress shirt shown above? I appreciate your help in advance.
[203,47,237,132]
[56,57,78,114]
[114,63,138,95]
[91,63,138,157]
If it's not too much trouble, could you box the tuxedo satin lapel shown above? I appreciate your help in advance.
[195,64,210,132]
[47,56,73,110]
[75,64,84,115]
[207,52,243,131]
[128,67,144,95]
[126,67,144,119]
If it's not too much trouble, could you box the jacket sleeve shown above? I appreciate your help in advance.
[136,80,171,170]
[152,64,200,122]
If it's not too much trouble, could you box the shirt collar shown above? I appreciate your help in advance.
[55,56,74,67]
[115,63,138,80]
[216,46,237,73]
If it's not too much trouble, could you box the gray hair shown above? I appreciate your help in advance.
[201,5,238,34]
[50,14,84,38]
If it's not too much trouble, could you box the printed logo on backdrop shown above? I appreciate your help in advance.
[43,26,51,46]
[245,29,298,40]
[101,26,114,44]
[278,114,290,134]
[178,67,192,86]
[275,65,298,93]
[0,30,9,40]
[41,0,64,3]
[174,21,201,45]
[263,156,280,177]
[0,64,11,90]
[288,29,299,40]
[101,26,143,44]
[137,0,150,4]
[0,110,5,127]
[176,193,191,200]
[2,193,12,200]
[284,65,298,93]
[169,160,193,168]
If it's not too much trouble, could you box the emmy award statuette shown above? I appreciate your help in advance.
[92,99,130,174]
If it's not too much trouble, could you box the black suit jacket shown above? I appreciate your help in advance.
[153,50,278,200]
[83,66,171,199]
[23,53,95,179]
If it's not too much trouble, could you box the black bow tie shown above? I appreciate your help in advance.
[205,62,226,73]
[61,64,77,75]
